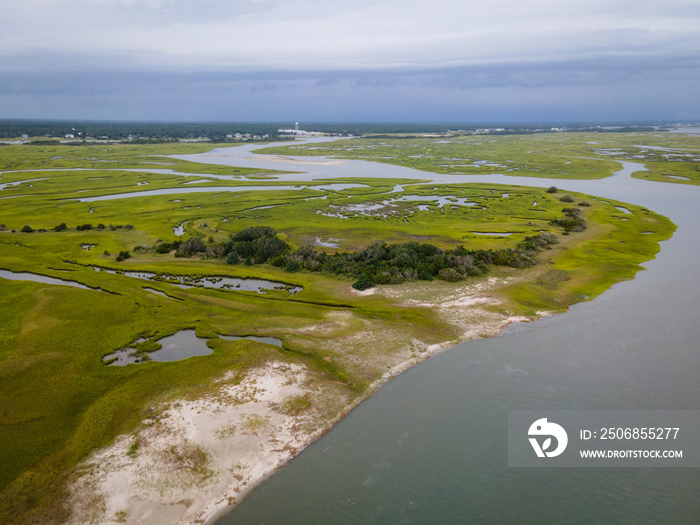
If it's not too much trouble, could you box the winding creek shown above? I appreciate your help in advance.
[93,267,303,294]
[2,137,699,523]
[183,139,700,525]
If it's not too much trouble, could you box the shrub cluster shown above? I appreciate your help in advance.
[177,236,206,256]
[155,240,182,254]
[52,222,107,231]
[551,207,587,232]
[226,226,290,264]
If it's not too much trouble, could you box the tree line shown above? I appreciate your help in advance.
[158,225,563,291]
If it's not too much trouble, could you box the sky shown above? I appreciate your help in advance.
[1,0,699,122]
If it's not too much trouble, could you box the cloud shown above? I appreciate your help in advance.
[0,0,698,121]
[2,0,699,72]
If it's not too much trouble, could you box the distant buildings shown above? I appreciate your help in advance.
[277,123,323,136]
[225,133,270,141]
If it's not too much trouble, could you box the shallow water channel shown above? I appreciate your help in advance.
[93,267,302,294]
[205,138,700,525]
[0,269,102,291]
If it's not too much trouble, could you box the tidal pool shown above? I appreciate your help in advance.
[0,269,101,291]
[103,330,212,365]
[103,331,284,366]
[93,267,302,294]
[389,195,478,208]
[173,221,188,236]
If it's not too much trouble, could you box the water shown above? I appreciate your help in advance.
[213,140,700,524]
[389,195,478,208]
[143,287,172,298]
[312,237,341,248]
[93,267,302,294]
[103,330,212,365]
[219,335,284,348]
[104,332,283,366]
[150,330,212,362]
[469,231,514,237]
[173,221,188,236]
[0,177,47,190]
[0,269,101,291]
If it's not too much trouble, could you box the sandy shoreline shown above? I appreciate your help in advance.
[67,277,549,525]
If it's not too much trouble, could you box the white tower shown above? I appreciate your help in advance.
[295,122,299,132]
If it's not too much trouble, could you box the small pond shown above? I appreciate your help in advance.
[173,221,188,236]
[104,331,284,365]
[313,237,341,248]
[103,330,213,365]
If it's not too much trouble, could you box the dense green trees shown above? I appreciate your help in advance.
[162,226,564,290]
[177,236,206,256]
[225,226,291,264]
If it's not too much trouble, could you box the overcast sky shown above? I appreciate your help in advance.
[1,0,699,122]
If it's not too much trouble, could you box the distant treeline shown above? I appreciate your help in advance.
[0,119,671,141]
[159,225,561,290]
[0,120,285,141]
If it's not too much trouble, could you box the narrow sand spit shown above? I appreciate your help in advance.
[67,277,549,525]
